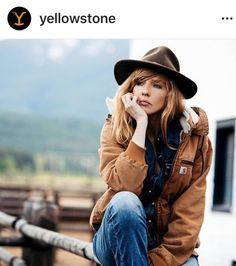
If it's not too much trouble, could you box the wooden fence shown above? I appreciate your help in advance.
[0,186,102,223]
[0,200,100,266]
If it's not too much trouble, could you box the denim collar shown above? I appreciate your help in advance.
[145,119,182,177]
[164,119,182,149]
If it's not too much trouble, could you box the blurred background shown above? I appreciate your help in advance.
[0,39,235,266]
[0,39,129,189]
[0,39,130,266]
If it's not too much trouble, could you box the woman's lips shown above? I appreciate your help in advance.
[138,100,151,106]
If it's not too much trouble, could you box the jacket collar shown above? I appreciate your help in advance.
[179,106,209,136]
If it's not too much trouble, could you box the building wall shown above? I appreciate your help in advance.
[131,40,236,266]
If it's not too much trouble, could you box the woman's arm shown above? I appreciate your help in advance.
[99,93,149,195]
[99,117,148,195]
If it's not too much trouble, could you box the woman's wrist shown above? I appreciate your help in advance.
[136,117,148,127]
[131,118,147,149]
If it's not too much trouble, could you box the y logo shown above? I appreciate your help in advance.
[8,7,31,30]
[12,11,27,26]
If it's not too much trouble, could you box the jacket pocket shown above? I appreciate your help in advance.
[169,160,194,197]
[181,160,194,166]
[178,159,194,178]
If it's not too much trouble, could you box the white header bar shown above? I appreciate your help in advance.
[1,0,236,39]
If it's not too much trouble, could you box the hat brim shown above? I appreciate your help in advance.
[114,59,197,99]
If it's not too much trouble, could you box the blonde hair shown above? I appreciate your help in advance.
[111,69,185,147]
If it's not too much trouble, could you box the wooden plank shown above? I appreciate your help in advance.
[0,187,102,225]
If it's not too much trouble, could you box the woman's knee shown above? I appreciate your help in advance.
[108,191,145,219]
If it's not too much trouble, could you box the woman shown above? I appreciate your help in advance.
[90,46,212,266]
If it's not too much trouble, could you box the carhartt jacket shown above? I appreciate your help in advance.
[90,106,212,266]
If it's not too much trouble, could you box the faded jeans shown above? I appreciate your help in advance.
[92,191,199,266]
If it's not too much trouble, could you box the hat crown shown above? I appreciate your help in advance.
[114,45,197,99]
[142,46,180,72]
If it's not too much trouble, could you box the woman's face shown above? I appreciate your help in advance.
[132,72,168,116]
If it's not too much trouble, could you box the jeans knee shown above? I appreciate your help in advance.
[108,191,145,219]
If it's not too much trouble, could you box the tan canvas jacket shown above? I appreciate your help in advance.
[89,107,213,266]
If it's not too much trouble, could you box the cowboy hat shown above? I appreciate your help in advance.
[114,46,197,99]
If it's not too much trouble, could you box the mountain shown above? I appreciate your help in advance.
[0,112,101,154]
[0,112,103,176]
[0,39,129,122]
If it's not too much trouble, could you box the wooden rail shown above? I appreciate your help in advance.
[0,247,27,266]
[0,209,100,265]
[0,186,103,265]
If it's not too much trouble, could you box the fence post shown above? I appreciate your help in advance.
[22,199,59,266]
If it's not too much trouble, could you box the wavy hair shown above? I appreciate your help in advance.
[111,69,185,147]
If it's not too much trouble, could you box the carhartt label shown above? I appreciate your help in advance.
[179,166,187,175]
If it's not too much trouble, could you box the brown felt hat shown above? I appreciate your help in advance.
[114,46,197,99]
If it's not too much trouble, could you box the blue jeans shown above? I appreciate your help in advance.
[92,191,199,266]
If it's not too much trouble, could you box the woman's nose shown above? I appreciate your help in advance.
[141,85,149,96]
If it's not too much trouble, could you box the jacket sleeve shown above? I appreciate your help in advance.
[99,118,148,195]
[149,136,213,266]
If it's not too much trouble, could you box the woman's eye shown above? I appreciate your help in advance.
[136,81,144,86]
[153,83,162,89]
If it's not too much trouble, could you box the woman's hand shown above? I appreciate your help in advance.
[122,93,147,148]
[122,93,147,124]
